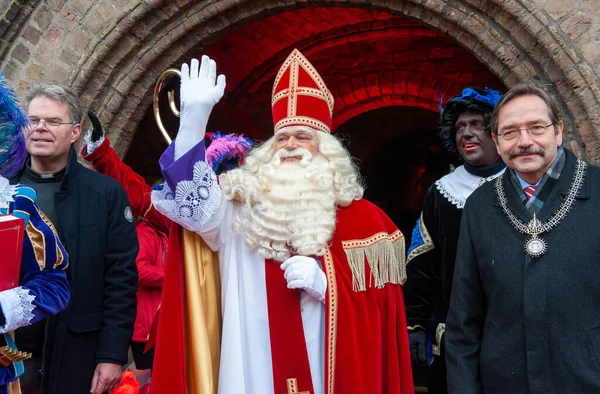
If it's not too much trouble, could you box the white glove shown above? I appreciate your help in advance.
[174,55,226,160]
[280,256,328,302]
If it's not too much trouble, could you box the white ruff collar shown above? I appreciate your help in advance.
[0,177,17,211]
[435,165,505,209]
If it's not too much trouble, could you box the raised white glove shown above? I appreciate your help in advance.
[280,256,327,302]
[174,55,226,160]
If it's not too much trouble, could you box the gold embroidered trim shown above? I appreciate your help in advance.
[407,325,426,331]
[272,49,335,134]
[274,117,331,134]
[272,50,334,112]
[37,208,65,269]
[296,57,334,112]
[285,378,310,394]
[25,217,46,270]
[287,60,299,118]
[407,213,434,263]
[272,88,328,106]
[342,231,406,291]
[342,230,402,249]
[323,249,337,394]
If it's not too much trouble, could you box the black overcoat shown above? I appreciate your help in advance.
[12,147,139,394]
[446,149,600,393]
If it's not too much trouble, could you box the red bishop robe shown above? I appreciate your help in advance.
[152,195,413,394]
[267,198,414,394]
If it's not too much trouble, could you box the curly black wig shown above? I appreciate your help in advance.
[440,87,503,156]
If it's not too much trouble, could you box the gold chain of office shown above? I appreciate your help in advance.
[494,159,586,258]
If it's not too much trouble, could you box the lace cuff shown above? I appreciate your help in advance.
[0,287,36,333]
[83,130,105,155]
[0,177,17,212]
[151,160,221,232]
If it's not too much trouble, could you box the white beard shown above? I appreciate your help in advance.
[225,149,337,262]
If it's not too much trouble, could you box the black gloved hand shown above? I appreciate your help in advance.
[408,329,428,366]
[87,110,104,142]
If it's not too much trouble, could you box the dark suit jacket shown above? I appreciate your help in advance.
[446,149,600,393]
[12,147,138,394]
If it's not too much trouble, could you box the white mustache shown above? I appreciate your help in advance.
[275,148,312,160]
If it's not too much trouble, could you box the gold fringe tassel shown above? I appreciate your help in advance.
[343,234,406,292]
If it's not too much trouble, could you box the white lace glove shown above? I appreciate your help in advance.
[174,55,226,160]
[280,256,328,302]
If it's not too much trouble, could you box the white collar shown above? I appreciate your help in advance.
[435,165,505,209]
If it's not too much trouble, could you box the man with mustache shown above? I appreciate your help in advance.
[446,83,600,392]
[403,87,504,393]
[151,50,414,394]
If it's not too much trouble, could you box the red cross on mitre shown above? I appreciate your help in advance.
[285,378,310,394]
[271,49,334,134]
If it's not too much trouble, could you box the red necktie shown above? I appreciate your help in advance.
[524,185,537,200]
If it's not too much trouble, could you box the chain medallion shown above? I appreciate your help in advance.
[494,160,586,258]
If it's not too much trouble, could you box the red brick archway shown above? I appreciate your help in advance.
[82,1,600,156]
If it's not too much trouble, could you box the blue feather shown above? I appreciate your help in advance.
[0,73,28,178]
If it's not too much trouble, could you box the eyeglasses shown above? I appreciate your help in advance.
[497,123,554,141]
[27,117,75,131]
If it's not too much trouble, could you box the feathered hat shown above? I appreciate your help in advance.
[271,49,334,134]
[0,74,28,178]
[439,87,503,155]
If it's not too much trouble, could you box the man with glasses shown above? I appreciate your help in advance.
[0,75,70,394]
[11,84,138,394]
[446,83,600,392]
[403,87,504,393]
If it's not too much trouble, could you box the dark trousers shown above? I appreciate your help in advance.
[20,356,44,394]
[43,324,103,394]
[130,341,154,370]
[429,342,448,394]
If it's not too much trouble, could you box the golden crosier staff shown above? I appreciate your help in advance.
[153,68,181,145]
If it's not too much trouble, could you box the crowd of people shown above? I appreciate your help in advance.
[0,46,599,394]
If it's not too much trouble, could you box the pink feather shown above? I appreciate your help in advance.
[205,132,253,171]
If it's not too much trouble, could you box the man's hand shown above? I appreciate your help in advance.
[280,256,327,302]
[89,362,122,394]
[174,55,226,160]
[408,329,428,366]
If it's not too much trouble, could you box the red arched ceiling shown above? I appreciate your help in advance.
[198,7,504,140]
[126,6,505,181]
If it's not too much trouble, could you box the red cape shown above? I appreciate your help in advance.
[324,199,413,393]
[149,222,187,393]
